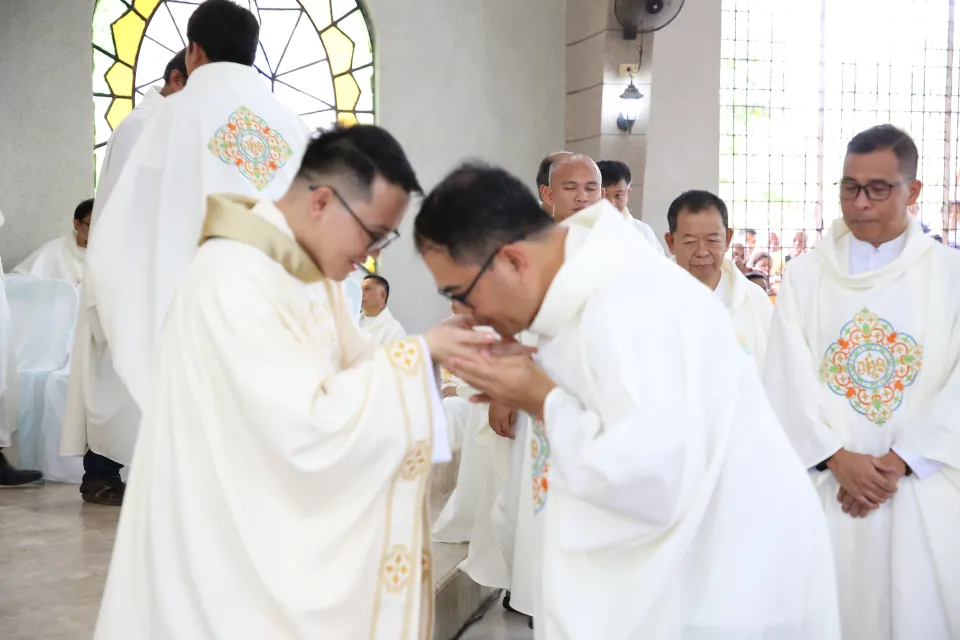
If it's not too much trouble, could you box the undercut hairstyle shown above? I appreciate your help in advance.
[163,49,187,83]
[186,0,260,67]
[363,274,390,302]
[846,124,919,179]
[296,125,422,199]
[74,198,94,222]
[666,190,729,234]
[597,160,632,187]
[415,163,556,264]
[535,152,572,192]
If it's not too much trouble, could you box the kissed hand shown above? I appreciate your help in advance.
[827,449,899,512]
[447,352,557,417]
[488,402,516,439]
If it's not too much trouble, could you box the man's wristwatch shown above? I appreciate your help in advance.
[814,459,829,472]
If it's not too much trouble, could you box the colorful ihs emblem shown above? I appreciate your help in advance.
[531,418,550,513]
[208,106,293,191]
[820,308,922,425]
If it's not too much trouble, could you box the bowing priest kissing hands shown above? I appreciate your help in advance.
[446,334,557,420]
[827,448,906,519]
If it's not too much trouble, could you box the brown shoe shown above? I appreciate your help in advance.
[80,475,125,506]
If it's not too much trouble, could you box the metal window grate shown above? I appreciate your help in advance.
[721,0,959,291]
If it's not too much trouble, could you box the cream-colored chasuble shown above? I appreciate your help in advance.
[13,234,86,285]
[763,217,960,640]
[94,195,439,640]
[526,199,839,639]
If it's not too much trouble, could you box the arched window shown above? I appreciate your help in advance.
[91,0,374,185]
[720,0,960,292]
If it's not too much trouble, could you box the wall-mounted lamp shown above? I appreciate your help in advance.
[617,77,643,132]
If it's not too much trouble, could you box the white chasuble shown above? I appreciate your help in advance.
[624,209,666,256]
[359,307,407,347]
[61,87,166,464]
[85,62,311,413]
[763,217,960,640]
[94,196,440,640]
[527,200,839,639]
[714,258,773,371]
[13,234,85,285]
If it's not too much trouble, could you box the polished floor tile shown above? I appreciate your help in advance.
[459,603,534,640]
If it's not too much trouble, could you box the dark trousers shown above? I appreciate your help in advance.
[82,450,123,485]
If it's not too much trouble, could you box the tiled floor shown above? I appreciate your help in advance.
[459,604,534,640]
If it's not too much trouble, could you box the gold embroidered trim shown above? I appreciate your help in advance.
[199,194,324,284]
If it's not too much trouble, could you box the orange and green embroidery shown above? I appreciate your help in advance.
[820,308,922,425]
[531,418,550,513]
[208,106,293,191]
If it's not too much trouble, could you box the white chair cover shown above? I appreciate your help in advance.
[39,368,83,482]
[5,276,79,472]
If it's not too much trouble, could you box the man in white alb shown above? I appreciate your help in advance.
[64,0,311,505]
[14,198,92,285]
[94,124,533,640]
[665,189,773,370]
[0,206,43,486]
[763,124,960,640]
[61,49,187,505]
[358,274,405,345]
[415,163,840,639]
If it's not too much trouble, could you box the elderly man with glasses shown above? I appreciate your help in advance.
[763,124,960,640]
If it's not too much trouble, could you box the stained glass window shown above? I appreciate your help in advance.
[91,0,375,184]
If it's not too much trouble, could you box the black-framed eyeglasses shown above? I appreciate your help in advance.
[836,178,913,202]
[441,232,528,307]
[309,184,400,251]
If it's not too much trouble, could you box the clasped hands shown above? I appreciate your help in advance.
[423,314,556,420]
[827,448,908,519]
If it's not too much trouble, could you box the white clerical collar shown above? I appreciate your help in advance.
[714,267,733,305]
[848,231,908,276]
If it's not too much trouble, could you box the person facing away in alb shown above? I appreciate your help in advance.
[358,273,406,346]
[664,189,773,372]
[94,125,533,640]
[763,123,960,640]
[413,163,840,640]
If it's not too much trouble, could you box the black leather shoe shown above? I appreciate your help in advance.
[0,452,44,486]
[80,475,125,506]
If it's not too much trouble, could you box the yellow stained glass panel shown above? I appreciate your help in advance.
[113,11,147,65]
[321,27,354,76]
[106,98,134,128]
[334,74,360,110]
[134,0,162,17]
[337,112,359,127]
[105,62,134,97]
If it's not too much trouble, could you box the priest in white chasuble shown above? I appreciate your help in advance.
[14,198,92,285]
[359,273,407,346]
[94,126,534,640]
[415,164,841,640]
[84,0,311,414]
[664,189,773,371]
[763,124,960,640]
[62,49,186,506]
[67,1,311,506]
[597,158,664,253]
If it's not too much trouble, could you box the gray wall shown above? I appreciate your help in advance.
[0,0,97,271]
[368,0,566,331]
[0,0,565,332]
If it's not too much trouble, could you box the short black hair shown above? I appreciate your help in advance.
[297,125,421,198]
[186,0,259,67]
[74,198,94,222]
[363,274,390,302]
[163,49,187,83]
[596,160,632,187]
[415,163,556,264]
[666,190,729,234]
[745,272,769,287]
[535,152,571,191]
[744,228,757,236]
[846,124,919,179]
